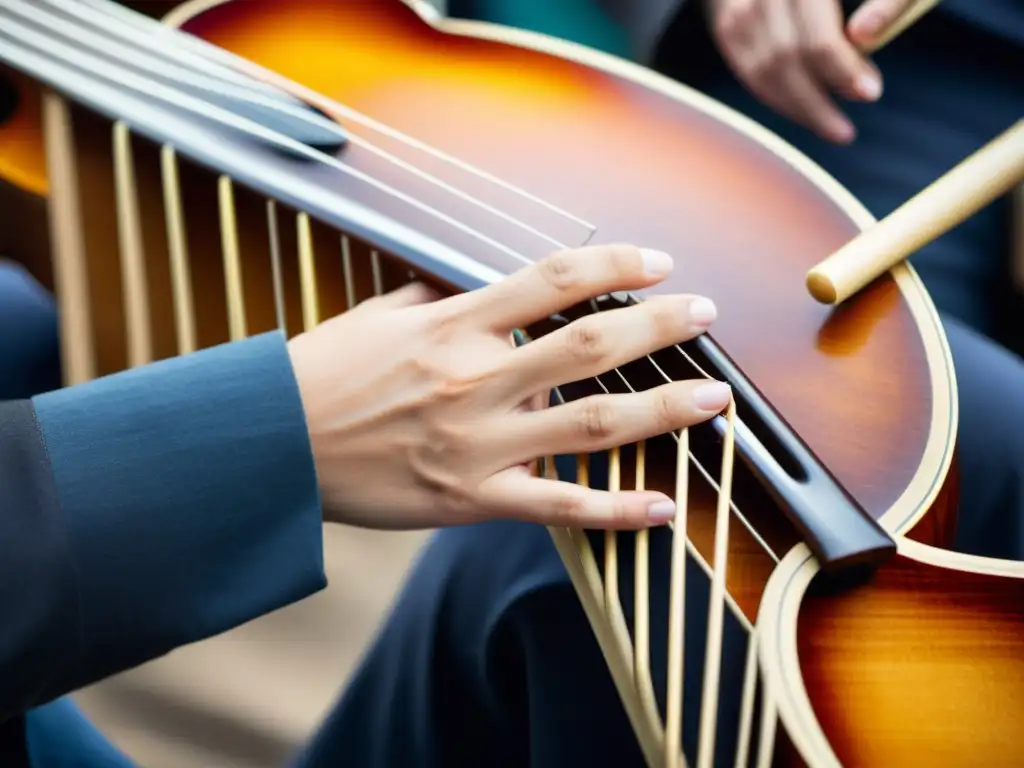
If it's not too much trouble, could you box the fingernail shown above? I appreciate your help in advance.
[693,381,732,412]
[688,296,717,327]
[648,499,676,525]
[857,73,882,101]
[641,248,674,277]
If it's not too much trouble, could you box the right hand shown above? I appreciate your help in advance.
[705,0,907,144]
[287,244,730,532]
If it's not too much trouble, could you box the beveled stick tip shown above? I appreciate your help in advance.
[805,268,839,305]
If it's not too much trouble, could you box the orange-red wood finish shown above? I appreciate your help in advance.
[0,0,945,525]
[176,0,945,524]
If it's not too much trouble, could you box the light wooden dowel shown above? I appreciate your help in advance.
[806,120,1024,305]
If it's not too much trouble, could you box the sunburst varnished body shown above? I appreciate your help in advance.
[0,1,1021,765]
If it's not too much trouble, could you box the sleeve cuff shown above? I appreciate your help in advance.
[32,332,326,688]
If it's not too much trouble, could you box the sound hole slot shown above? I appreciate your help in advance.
[591,294,894,574]
[690,334,895,573]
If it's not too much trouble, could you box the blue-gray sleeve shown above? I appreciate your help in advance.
[0,331,325,721]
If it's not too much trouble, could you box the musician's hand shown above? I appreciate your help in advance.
[288,244,729,531]
[704,0,913,144]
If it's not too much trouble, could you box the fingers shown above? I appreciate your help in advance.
[454,244,676,332]
[762,54,856,145]
[496,294,717,401]
[796,0,881,101]
[497,379,732,463]
[711,0,884,145]
[847,0,919,49]
[714,0,851,143]
[478,469,680,529]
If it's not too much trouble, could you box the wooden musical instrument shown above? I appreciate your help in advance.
[1,1,1022,766]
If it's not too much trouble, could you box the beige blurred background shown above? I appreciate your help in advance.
[74,526,430,767]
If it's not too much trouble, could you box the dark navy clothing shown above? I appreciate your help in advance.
[940,0,1024,46]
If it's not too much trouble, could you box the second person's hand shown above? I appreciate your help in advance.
[704,0,920,144]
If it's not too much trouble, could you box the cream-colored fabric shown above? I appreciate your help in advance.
[74,526,429,768]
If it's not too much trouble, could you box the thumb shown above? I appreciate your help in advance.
[847,0,921,50]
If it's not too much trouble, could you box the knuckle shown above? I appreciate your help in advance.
[603,243,643,281]
[539,249,579,291]
[566,318,610,365]
[578,398,616,441]
[608,498,635,528]
[714,1,755,41]
[425,415,475,456]
[768,43,800,70]
[554,492,590,524]
[655,388,683,431]
[804,37,843,67]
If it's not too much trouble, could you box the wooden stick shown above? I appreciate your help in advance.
[806,120,1024,305]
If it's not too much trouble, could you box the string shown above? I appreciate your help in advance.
[141,118,763,768]
[595,346,779,565]
[86,49,777,767]
[8,0,592,269]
